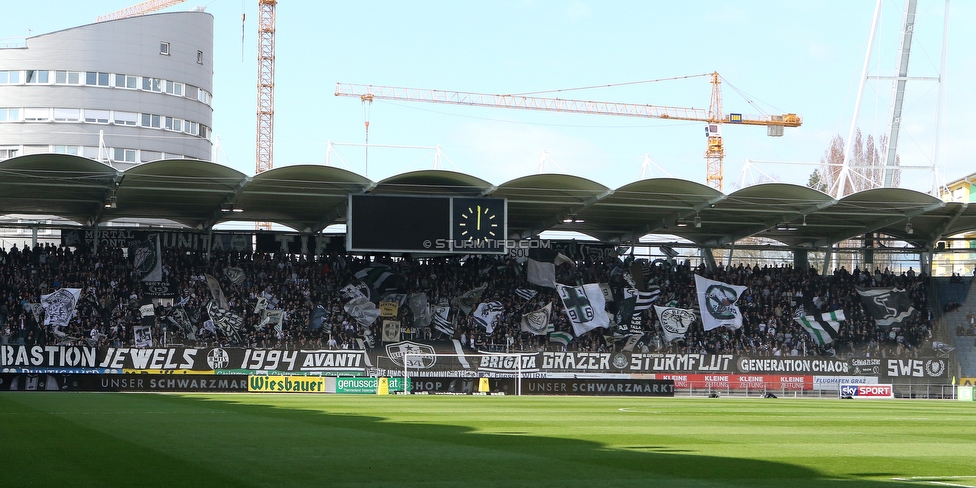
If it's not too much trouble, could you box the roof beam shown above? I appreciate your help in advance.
[619,194,726,243]
[203,176,252,229]
[516,189,614,239]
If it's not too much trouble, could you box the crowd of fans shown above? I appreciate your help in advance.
[0,239,940,360]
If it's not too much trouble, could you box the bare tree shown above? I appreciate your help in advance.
[808,129,902,197]
[808,130,903,273]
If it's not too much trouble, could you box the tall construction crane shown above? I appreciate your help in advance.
[256,0,276,176]
[96,0,187,22]
[254,0,277,230]
[335,72,801,190]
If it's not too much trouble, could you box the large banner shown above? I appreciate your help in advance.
[0,345,950,381]
[0,347,374,375]
[62,229,252,253]
[255,233,345,255]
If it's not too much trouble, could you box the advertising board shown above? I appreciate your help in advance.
[0,373,248,392]
[335,377,411,394]
[657,374,813,391]
[247,375,325,393]
[521,378,674,396]
[839,384,894,399]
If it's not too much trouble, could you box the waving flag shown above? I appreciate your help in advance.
[472,301,505,334]
[521,302,553,335]
[133,234,162,282]
[556,283,610,337]
[694,275,746,331]
[795,310,844,345]
[654,305,695,343]
[856,287,915,328]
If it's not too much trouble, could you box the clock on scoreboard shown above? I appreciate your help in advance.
[452,197,507,253]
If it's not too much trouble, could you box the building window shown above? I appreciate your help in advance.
[55,71,82,85]
[113,111,138,126]
[84,109,110,124]
[26,70,49,84]
[53,145,81,155]
[141,113,162,128]
[197,50,204,64]
[114,148,137,162]
[0,108,21,122]
[142,77,162,92]
[197,89,212,105]
[115,74,138,89]
[86,72,110,86]
[53,108,81,122]
[172,118,182,132]
[165,80,183,96]
[0,148,18,160]
[23,108,50,121]
[0,71,21,84]
[160,41,170,55]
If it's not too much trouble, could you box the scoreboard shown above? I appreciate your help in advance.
[347,195,507,254]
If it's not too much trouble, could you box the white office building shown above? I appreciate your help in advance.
[0,11,214,169]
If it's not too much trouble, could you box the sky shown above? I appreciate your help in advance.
[5,0,975,195]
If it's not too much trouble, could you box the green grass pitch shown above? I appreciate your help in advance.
[1,393,973,487]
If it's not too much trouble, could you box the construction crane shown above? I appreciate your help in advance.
[96,0,187,22]
[335,72,800,190]
[254,0,277,230]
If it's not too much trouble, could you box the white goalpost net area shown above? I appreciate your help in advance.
[400,352,530,396]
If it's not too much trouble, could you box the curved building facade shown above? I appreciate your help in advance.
[0,11,213,170]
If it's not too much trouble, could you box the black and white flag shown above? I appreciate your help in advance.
[630,287,660,330]
[206,300,243,344]
[654,305,695,343]
[254,296,268,315]
[382,320,401,342]
[25,302,44,325]
[432,304,453,336]
[354,264,401,303]
[695,275,746,331]
[134,234,162,282]
[453,284,487,315]
[344,296,382,327]
[224,266,246,286]
[339,284,366,301]
[856,287,915,328]
[611,286,638,329]
[521,302,553,336]
[308,304,328,330]
[408,293,432,329]
[515,288,538,301]
[133,326,153,348]
[795,310,844,346]
[168,305,197,341]
[556,283,610,337]
[621,333,644,351]
[261,309,285,335]
[526,258,556,288]
[40,288,82,330]
[205,274,229,310]
[472,301,505,334]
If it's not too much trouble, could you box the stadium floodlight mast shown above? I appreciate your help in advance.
[402,352,528,396]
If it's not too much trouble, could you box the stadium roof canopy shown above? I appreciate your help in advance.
[1,155,975,250]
